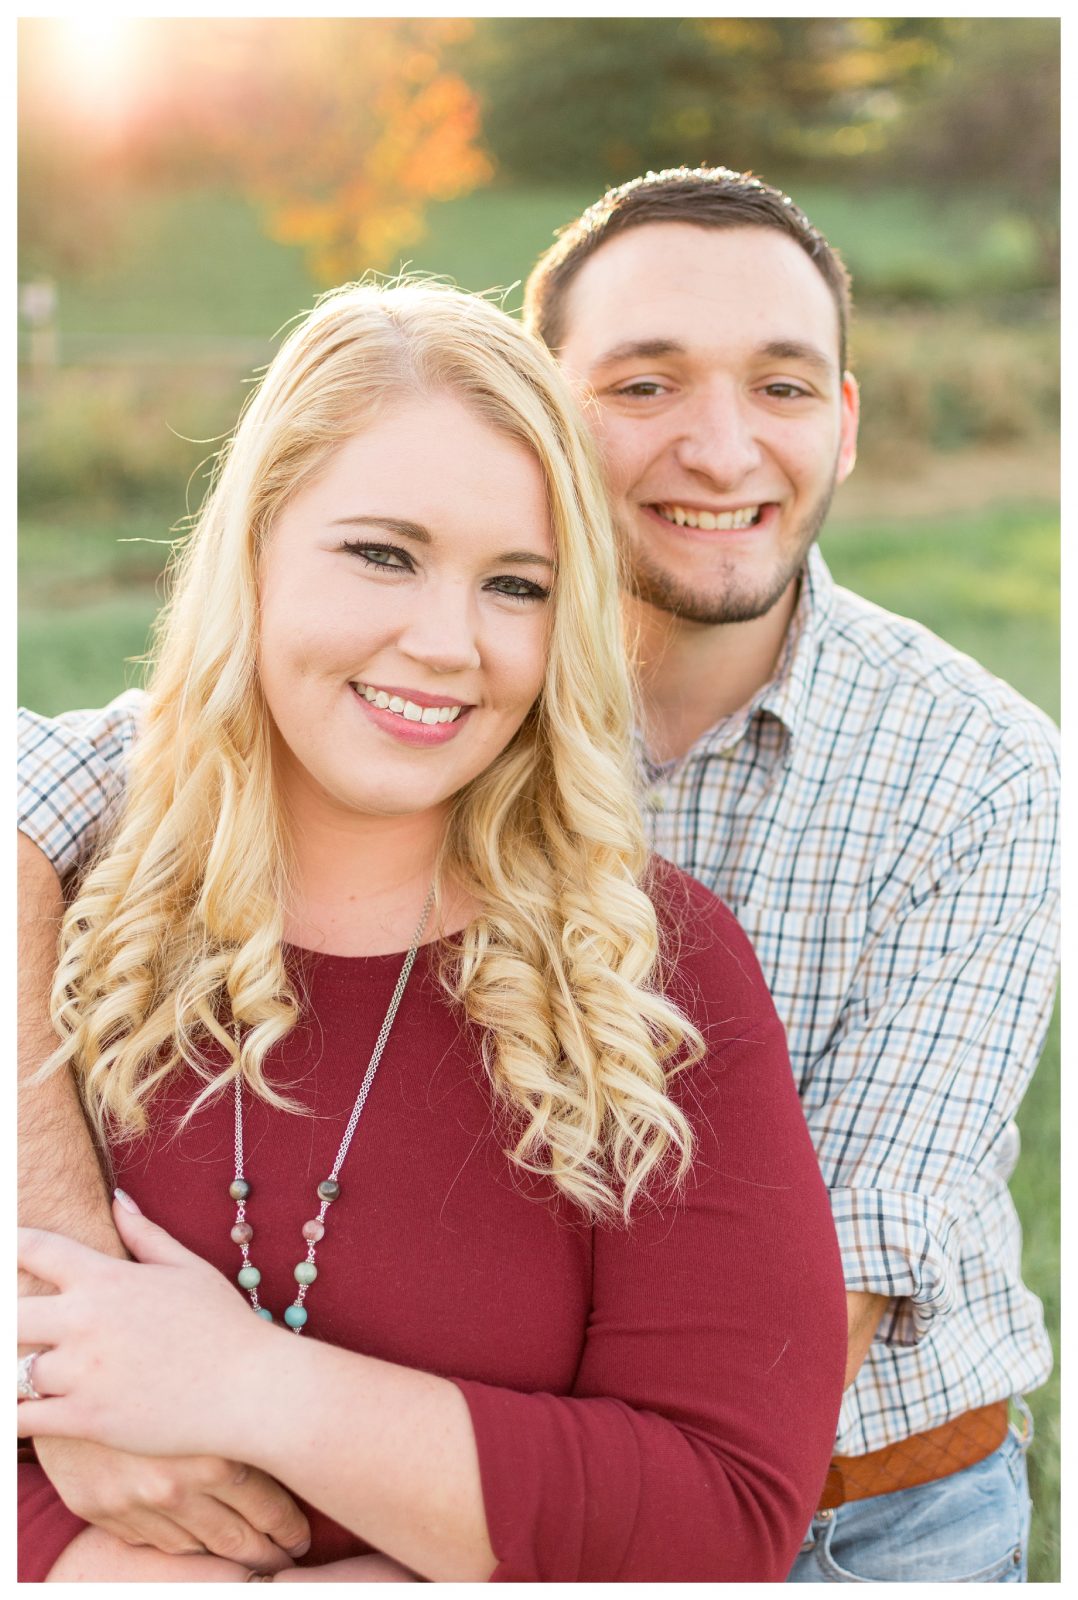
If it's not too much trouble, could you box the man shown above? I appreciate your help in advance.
[20,168,1058,1580]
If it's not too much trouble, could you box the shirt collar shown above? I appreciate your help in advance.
[645,544,835,773]
[755,543,834,742]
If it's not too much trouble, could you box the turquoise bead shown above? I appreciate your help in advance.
[238,1265,262,1289]
[284,1304,308,1328]
[294,1261,317,1285]
[256,1307,273,1321]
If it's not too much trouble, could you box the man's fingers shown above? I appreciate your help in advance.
[216,1466,311,1557]
[155,1484,297,1574]
[94,1508,212,1558]
[106,1500,295,1573]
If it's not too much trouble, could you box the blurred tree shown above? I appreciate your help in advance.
[451,17,946,185]
[19,18,493,284]
[878,19,1059,284]
[181,19,493,282]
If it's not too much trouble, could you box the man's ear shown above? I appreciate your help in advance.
[836,372,860,484]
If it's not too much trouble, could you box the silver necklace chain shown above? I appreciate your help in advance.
[230,885,435,1334]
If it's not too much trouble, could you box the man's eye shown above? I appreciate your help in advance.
[342,541,413,570]
[763,383,810,399]
[486,575,550,602]
[612,381,668,399]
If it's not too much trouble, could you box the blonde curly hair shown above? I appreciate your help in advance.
[49,279,703,1221]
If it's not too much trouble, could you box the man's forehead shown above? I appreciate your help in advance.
[559,221,841,368]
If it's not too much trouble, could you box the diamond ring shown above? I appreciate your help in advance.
[17,1350,44,1402]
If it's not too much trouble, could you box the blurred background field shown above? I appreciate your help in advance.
[18,17,1059,1580]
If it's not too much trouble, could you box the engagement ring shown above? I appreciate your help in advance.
[17,1350,43,1402]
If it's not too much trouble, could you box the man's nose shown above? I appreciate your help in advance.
[397,585,482,675]
[673,385,763,485]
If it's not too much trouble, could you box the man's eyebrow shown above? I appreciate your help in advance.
[756,339,836,376]
[590,338,687,369]
[331,515,554,569]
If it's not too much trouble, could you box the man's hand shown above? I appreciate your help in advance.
[18,834,309,1567]
[844,1290,890,1389]
[34,1439,309,1572]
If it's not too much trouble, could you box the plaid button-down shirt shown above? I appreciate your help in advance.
[18,549,1058,1454]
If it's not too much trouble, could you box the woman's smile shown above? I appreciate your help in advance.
[348,679,474,745]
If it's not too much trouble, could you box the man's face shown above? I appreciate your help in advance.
[556,223,859,625]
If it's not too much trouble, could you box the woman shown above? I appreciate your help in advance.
[18,281,846,1582]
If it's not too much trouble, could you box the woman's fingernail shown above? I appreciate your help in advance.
[113,1188,141,1214]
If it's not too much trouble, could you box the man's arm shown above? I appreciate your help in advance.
[18,835,310,1571]
[844,1291,889,1389]
[18,832,122,1270]
[812,721,1058,1378]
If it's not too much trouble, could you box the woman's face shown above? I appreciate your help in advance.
[258,392,555,827]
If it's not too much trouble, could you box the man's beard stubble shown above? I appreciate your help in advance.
[625,473,837,627]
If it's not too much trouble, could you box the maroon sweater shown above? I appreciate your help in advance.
[20,863,846,1581]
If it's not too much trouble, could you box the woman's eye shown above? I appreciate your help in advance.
[486,575,550,602]
[342,541,413,571]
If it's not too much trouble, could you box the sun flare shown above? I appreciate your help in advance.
[49,16,139,116]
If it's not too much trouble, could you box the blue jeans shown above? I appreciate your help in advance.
[787,1400,1034,1582]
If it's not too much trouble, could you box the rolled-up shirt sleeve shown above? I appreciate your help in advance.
[455,875,848,1581]
[805,721,1059,1346]
[17,692,142,876]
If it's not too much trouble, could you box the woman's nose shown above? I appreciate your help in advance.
[397,587,482,675]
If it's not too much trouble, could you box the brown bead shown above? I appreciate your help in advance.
[317,1178,340,1202]
[231,1222,254,1245]
[302,1219,325,1242]
[229,1178,250,1201]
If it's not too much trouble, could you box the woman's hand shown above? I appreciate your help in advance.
[18,1194,279,1462]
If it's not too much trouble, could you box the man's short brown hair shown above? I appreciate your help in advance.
[523,165,853,372]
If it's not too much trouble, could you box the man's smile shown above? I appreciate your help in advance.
[649,502,766,531]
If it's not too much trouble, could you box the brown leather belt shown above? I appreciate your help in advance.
[819,1401,1009,1510]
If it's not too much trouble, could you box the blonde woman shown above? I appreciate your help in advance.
[18,282,846,1582]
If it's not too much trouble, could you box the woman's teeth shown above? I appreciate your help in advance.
[657,504,761,530]
[356,684,463,725]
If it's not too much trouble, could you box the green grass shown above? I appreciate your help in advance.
[32,180,1047,344]
[49,190,317,342]
[1010,1002,1060,1583]
[791,184,1045,300]
[821,502,1060,721]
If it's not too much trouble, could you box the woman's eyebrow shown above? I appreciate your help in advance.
[331,514,432,543]
[497,551,555,569]
[331,515,553,568]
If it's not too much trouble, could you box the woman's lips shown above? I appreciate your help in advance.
[349,682,472,746]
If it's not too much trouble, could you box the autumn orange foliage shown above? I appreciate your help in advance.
[211,19,494,282]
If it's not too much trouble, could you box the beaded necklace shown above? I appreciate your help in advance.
[228,886,435,1333]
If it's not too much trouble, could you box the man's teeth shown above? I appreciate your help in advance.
[657,504,761,530]
[357,684,462,724]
